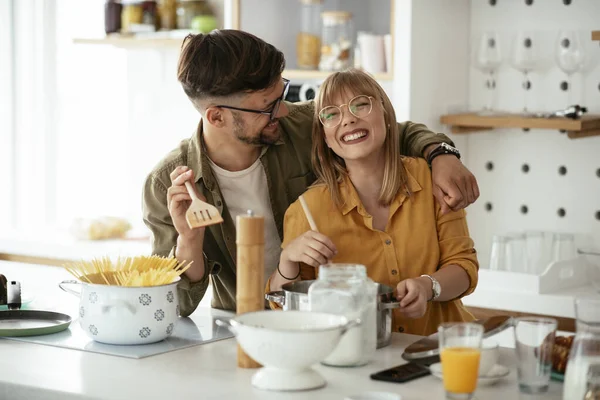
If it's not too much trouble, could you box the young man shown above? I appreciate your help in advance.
[142,30,480,317]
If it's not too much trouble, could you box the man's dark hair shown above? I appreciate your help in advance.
[177,29,285,103]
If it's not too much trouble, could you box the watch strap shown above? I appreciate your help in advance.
[420,274,441,301]
[427,143,461,165]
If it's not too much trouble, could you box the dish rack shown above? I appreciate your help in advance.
[478,255,595,294]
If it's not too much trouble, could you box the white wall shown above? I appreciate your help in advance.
[0,0,15,228]
[465,0,600,266]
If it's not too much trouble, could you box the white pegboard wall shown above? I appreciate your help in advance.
[464,0,600,267]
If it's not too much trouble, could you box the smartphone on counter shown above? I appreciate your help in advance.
[370,362,431,384]
[7,281,21,310]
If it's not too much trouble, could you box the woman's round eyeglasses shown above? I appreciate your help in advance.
[318,95,374,128]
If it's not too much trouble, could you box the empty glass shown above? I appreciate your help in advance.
[525,231,553,275]
[507,233,527,273]
[551,233,577,263]
[579,248,600,292]
[555,30,586,107]
[474,31,502,114]
[489,235,509,271]
[513,317,557,394]
[489,234,528,272]
[511,31,541,113]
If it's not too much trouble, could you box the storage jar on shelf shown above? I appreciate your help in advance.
[296,0,322,70]
[319,11,353,72]
[177,0,217,33]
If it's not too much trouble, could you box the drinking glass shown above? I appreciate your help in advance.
[551,232,576,263]
[513,317,557,394]
[474,31,502,113]
[507,233,527,273]
[489,235,509,271]
[525,231,552,275]
[555,30,585,107]
[438,322,484,400]
[511,31,540,113]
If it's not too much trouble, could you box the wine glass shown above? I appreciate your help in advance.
[555,30,585,107]
[474,31,502,114]
[511,31,540,114]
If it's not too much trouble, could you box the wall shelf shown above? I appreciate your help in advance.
[593,30,600,41]
[73,36,185,48]
[440,113,600,139]
[72,36,392,81]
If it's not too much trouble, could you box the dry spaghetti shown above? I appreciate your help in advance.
[63,255,192,287]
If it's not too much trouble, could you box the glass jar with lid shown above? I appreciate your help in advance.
[158,0,177,30]
[308,263,377,367]
[319,11,353,72]
[177,0,217,32]
[296,0,322,70]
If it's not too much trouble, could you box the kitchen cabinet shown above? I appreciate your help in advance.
[73,0,395,81]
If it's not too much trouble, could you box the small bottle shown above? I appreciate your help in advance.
[104,0,123,34]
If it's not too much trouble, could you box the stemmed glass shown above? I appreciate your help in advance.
[511,31,540,114]
[474,31,502,114]
[555,30,585,107]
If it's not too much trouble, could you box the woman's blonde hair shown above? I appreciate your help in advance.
[311,68,410,209]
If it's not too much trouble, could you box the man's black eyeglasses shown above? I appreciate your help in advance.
[216,79,290,122]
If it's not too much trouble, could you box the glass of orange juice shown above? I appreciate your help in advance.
[438,322,484,400]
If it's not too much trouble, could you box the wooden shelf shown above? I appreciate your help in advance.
[73,36,393,81]
[284,69,392,81]
[593,31,600,41]
[440,112,600,139]
[73,36,186,48]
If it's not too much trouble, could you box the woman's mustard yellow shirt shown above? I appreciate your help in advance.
[278,157,479,336]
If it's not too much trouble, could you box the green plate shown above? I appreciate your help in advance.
[551,370,565,382]
[0,310,72,337]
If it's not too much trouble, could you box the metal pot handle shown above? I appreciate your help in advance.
[265,291,285,306]
[378,300,401,310]
[59,280,81,297]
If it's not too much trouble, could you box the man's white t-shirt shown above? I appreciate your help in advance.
[208,156,282,284]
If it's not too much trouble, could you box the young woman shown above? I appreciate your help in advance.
[267,69,478,336]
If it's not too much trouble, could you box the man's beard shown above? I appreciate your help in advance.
[233,113,280,146]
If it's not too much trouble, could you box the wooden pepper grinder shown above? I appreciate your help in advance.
[236,210,264,369]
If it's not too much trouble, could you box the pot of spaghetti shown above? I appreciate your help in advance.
[59,256,191,345]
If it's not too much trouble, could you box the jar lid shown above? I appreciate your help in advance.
[321,11,352,22]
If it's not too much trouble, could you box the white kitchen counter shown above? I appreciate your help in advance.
[0,261,564,400]
[0,229,152,264]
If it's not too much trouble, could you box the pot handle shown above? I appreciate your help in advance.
[59,280,81,297]
[215,318,236,334]
[101,300,137,315]
[340,318,362,336]
[378,300,401,311]
[265,291,285,306]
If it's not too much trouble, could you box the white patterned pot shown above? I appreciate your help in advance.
[59,278,180,345]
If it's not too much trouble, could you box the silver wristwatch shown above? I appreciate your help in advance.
[420,274,441,301]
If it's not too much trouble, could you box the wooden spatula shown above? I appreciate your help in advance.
[184,181,224,229]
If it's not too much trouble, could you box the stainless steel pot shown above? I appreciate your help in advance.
[266,280,400,348]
